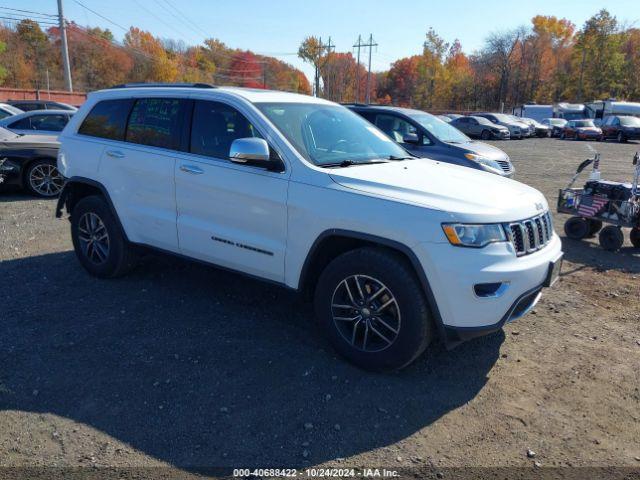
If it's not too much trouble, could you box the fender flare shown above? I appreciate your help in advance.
[55,176,129,241]
[299,229,448,344]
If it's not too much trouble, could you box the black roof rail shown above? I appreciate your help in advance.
[110,82,216,89]
[341,102,381,107]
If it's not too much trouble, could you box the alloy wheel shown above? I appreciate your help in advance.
[29,163,63,197]
[77,212,110,265]
[331,274,401,352]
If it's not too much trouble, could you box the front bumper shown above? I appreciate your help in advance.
[413,233,563,346]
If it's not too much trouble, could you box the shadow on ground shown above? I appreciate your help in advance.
[0,251,502,469]
[559,235,640,274]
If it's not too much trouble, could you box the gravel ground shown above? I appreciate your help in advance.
[0,138,639,479]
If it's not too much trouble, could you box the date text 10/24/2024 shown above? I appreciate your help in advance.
[233,468,400,477]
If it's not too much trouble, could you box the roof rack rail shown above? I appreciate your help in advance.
[110,82,216,89]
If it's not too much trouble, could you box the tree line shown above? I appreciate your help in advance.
[0,19,311,94]
[301,9,640,111]
[1,8,638,113]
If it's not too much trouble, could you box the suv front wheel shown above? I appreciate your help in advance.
[315,247,433,371]
[71,195,137,278]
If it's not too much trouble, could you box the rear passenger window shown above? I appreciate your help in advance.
[190,100,263,159]
[79,99,133,140]
[126,98,186,150]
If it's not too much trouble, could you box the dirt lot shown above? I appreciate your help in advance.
[1,138,639,478]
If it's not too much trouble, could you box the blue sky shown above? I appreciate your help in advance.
[9,0,640,81]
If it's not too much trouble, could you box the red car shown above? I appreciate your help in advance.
[560,119,602,141]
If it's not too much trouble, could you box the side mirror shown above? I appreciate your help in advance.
[402,133,420,144]
[230,137,270,163]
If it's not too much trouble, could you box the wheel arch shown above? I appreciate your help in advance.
[55,176,129,241]
[298,229,447,341]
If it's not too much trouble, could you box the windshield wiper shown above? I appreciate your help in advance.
[322,159,389,168]
[387,155,414,161]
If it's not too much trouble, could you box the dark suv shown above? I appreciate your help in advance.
[600,115,640,143]
[346,105,514,177]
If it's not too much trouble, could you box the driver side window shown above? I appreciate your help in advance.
[374,114,418,144]
[190,100,263,159]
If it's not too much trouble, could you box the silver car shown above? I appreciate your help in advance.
[476,113,525,139]
[451,115,510,140]
[0,109,74,136]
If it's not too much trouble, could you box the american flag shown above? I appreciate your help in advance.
[578,194,608,217]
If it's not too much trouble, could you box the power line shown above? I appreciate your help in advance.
[0,16,58,26]
[0,7,57,18]
[158,0,210,39]
[71,0,128,32]
[130,0,196,45]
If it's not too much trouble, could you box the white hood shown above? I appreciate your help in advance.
[329,159,548,223]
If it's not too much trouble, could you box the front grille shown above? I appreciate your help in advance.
[496,159,513,174]
[506,212,553,256]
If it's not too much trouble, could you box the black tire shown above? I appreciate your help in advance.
[617,132,626,143]
[598,226,624,252]
[71,195,138,278]
[564,216,590,240]
[630,228,640,248]
[586,219,603,237]
[314,247,433,372]
[24,159,64,198]
[481,129,491,140]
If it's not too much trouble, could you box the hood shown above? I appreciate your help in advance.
[0,134,59,149]
[454,140,509,161]
[329,159,547,223]
[576,127,601,132]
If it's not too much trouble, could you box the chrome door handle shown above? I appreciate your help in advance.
[180,164,204,175]
[105,150,125,158]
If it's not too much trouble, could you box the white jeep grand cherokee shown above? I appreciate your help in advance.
[56,84,563,371]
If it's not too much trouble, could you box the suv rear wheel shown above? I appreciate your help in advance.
[314,247,433,371]
[71,195,137,278]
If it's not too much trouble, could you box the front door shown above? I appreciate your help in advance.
[174,99,288,283]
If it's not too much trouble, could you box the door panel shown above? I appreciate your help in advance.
[99,143,179,251]
[174,99,288,282]
[175,157,288,282]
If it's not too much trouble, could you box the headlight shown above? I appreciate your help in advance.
[442,223,507,248]
[464,153,503,173]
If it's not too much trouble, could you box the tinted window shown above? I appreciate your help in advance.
[190,100,262,159]
[30,114,68,131]
[0,110,11,120]
[126,98,186,150]
[9,117,32,129]
[79,99,133,140]
[16,103,40,111]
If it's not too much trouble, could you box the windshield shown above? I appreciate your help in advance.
[411,113,469,143]
[574,120,595,128]
[547,118,566,126]
[620,116,640,127]
[256,103,409,166]
[0,126,19,141]
[489,113,515,123]
[562,112,585,121]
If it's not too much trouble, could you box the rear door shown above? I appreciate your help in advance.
[96,97,189,252]
[173,99,289,282]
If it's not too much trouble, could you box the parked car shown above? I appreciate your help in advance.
[55,83,562,371]
[450,115,510,140]
[475,113,525,139]
[0,109,74,136]
[507,115,535,137]
[444,113,463,120]
[347,105,514,176]
[560,119,602,141]
[437,114,452,123]
[519,117,551,137]
[541,118,567,137]
[0,102,24,119]
[0,127,62,197]
[600,115,640,143]
[7,100,78,112]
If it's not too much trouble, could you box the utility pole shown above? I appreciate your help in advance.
[313,37,323,97]
[57,0,73,92]
[355,34,377,105]
[353,35,363,103]
[323,36,335,100]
